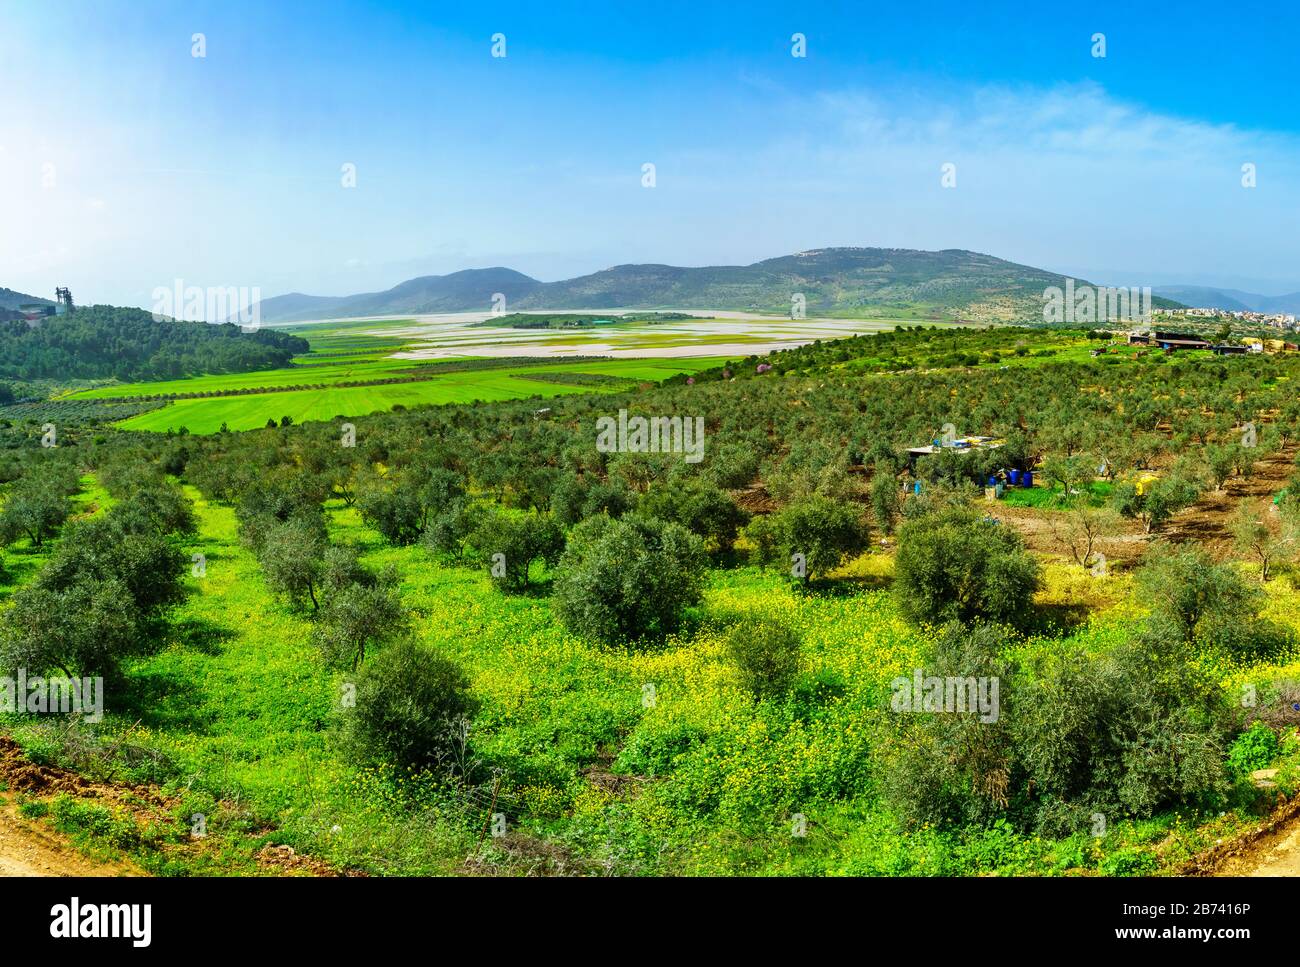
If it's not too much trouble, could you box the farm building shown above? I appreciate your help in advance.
[1126,330,1210,350]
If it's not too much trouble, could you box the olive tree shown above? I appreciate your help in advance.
[553,514,706,644]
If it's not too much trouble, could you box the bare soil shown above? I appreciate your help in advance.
[1182,792,1300,877]
[0,735,343,877]
[989,444,1296,568]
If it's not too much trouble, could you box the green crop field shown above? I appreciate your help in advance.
[106,359,726,433]
[64,321,732,434]
[111,374,587,432]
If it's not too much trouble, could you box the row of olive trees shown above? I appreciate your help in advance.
[0,466,193,682]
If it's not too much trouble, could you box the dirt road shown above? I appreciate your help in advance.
[1211,800,1300,877]
[0,802,138,876]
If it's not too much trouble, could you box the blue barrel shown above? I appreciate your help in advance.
[1022,470,1034,488]
[913,481,922,495]
[987,476,997,487]
[1009,469,1021,485]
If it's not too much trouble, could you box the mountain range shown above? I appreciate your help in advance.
[1152,285,1300,315]
[255,247,1179,324]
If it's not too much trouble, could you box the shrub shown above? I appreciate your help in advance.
[639,481,749,555]
[1135,546,1259,647]
[893,507,1040,629]
[1227,721,1280,775]
[0,577,139,679]
[110,483,197,537]
[870,472,901,536]
[421,500,482,563]
[727,619,802,699]
[1014,641,1229,835]
[553,514,706,644]
[314,566,407,670]
[258,515,329,610]
[745,495,867,582]
[880,623,1013,829]
[336,640,478,773]
[885,624,1230,837]
[356,485,425,545]
[469,509,564,592]
[1111,474,1199,534]
[0,474,74,548]
[35,516,188,618]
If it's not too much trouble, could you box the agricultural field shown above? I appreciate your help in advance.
[59,318,730,433]
[329,311,926,360]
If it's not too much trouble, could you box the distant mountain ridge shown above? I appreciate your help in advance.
[0,287,52,311]
[255,247,1173,324]
[1153,285,1300,315]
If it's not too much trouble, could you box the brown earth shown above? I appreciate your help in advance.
[1162,446,1296,559]
[988,444,1296,569]
[0,736,148,876]
[0,735,342,877]
[0,800,141,876]
[1181,792,1300,877]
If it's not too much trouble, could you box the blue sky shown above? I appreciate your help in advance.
[3,0,1299,308]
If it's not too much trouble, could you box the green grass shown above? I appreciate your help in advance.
[66,356,434,399]
[109,376,585,432]
[1000,481,1114,510]
[85,358,727,434]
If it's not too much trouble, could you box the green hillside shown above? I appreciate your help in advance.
[256,247,1185,324]
[0,305,310,382]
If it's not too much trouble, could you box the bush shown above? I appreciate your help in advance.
[314,566,407,670]
[1135,546,1262,650]
[35,516,188,618]
[356,485,425,545]
[468,509,564,592]
[744,495,867,582]
[893,507,1040,629]
[421,500,482,563]
[110,483,197,537]
[639,481,749,555]
[1111,474,1199,533]
[1014,641,1228,835]
[727,619,802,699]
[553,514,706,644]
[1227,721,1280,774]
[885,623,1230,837]
[336,640,478,773]
[0,473,74,548]
[0,576,139,679]
[870,472,901,536]
[880,623,1013,829]
[258,515,329,610]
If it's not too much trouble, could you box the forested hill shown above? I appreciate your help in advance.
[0,305,310,382]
